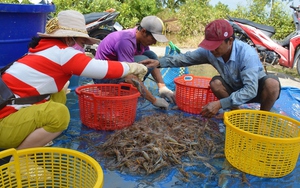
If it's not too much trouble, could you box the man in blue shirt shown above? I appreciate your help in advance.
[140,19,281,118]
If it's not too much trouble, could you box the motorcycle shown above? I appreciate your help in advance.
[84,9,123,55]
[290,5,300,30]
[227,6,300,75]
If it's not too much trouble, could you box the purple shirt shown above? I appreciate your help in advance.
[95,28,149,62]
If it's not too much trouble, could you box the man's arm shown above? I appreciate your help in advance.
[220,67,261,109]
[150,66,175,103]
[139,48,209,68]
[159,48,209,67]
[151,68,165,87]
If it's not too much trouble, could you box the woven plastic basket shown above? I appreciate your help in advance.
[174,74,218,114]
[75,83,140,130]
[0,147,103,188]
[224,109,300,178]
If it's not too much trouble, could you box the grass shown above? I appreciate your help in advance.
[164,33,203,49]
[188,61,299,79]
[188,64,218,78]
[266,65,299,78]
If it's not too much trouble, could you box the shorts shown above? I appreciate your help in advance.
[211,74,281,103]
[0,91,70,149]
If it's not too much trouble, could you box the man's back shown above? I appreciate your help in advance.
[95,28,145,62]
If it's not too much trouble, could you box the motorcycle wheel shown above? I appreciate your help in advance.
[89,29,115,40]
[293,49,300,75]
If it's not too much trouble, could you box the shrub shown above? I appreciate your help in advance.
[1,0,295,40]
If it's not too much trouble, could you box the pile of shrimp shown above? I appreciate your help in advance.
[97,113,226,177]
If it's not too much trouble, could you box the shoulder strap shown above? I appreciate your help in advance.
[7,94,50,105]
[1,54,50,105]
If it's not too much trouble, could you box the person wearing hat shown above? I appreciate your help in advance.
[0,10,148,150]
[140,19,281,118]
[94,15,175,109]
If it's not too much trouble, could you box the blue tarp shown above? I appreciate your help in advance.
[52,86,300,188]
[52,43,300,187]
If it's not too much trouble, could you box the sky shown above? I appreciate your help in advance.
[209,0,300,11]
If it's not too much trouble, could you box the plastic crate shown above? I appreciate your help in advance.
[0,147,103,188]
[174,74,218,114]
[75,83,140,130]
[224,109,300,178]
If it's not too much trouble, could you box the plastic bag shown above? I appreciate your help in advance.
[160,41,189,91]
[143,42,189,94]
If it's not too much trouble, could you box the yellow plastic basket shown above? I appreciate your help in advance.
[224,109,300,178]
[0,147,104,188]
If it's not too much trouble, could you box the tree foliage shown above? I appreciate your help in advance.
[2,0,295,40]
[156,0,186,10]
[177,0,212,37]
[117,0,159,28]
[229,0,293,39]
[52,0,120,14]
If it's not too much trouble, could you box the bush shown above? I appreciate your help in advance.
[52,0,121,14]
[171,0,293,40]
[1,0,295,40]
[117,0,159,29]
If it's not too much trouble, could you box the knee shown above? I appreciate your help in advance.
[42,103,70,132]
[210,78,223,91]
[263,78,281,98]
[134,55,149,62]
[134,51,158,62]
[56,104,70,129]
[54,104,70,131]
[143,50,158,59]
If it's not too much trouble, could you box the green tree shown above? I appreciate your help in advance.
[2,0,295,40]
[52,0,120,14]
[177,0,212,37]
[156,0,186,10]
[230,0,293,39]
[118,0,159,28]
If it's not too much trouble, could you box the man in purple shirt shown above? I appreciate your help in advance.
[94,16,174,109]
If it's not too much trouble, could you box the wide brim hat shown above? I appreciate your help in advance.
[38,10,99,45]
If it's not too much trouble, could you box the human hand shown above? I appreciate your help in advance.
[125,63,148,81]
[152,98,169,109]
[200,101,221,118]
[158,86,175,103]
[139,59,160,68]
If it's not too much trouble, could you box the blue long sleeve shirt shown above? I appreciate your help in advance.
[159,40,266,109]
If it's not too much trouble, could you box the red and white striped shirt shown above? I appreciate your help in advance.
[0,38,130,118]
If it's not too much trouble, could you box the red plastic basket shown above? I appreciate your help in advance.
[75,83,140,130]
[174,74,218,114]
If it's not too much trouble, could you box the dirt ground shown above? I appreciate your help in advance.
[151,46,300,88]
